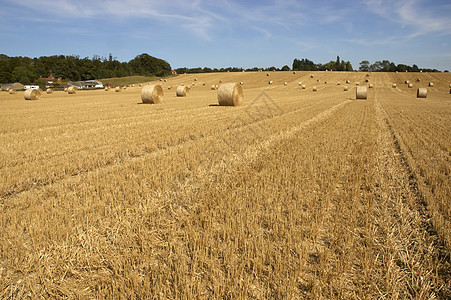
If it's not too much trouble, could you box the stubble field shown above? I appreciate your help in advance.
[1,71,450,298]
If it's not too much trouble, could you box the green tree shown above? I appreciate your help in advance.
[12,66,35,84]
[359,61,370,72]
[281,65,290,71]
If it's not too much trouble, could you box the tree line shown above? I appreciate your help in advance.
[292,56,353,71]
[359,60,441,72]
[0,53,172,85]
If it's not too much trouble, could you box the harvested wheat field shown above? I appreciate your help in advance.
[1,71,450,298]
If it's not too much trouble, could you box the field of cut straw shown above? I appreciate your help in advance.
[1,71,450,298]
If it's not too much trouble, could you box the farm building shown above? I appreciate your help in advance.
[40,73,62,84]
[68,80,104,89]
[1,82,24,91]
[24,85,40,89]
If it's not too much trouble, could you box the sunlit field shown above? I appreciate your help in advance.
[1,71,450,298]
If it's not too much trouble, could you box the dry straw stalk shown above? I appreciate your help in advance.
[141,85,164,104]
[217,82,243,106]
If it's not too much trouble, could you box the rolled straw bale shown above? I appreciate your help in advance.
[302,85,306,89]
[139,84,143,87]
[449,83,451,88]
[46,88,53,94]
[365,79,369,82]
[428,82,433,87]
[168,86,172,90]
[240,81,244,85]
[194,78,197,81]
[64,88,68,92]
[408,83,413,88]
[123,86,127,90]
[203,82,206,86]
[317,79,320,82]
[449,89,451,94]
[268,80,273,85]
[141,85,164,104]
[219,80,223,83]
[366,73,370,77]
[132,84,135,87]
[181,83,184,86]
[324,81,327,84]
[9,89,16,94]
[284,82,288,86]
[192,82,195,86]
[312,86,317,91]
[405,80,409,84]
[176,85,189,97]
[310,75,314,78]
[344,86,348,91]
[24,89,41,100]
[164,79,167,82]
[217,82,243,106]
[369,83,374,88]
[115,87,121,92]
[416,79,421,82]
[159,78,162,81]
[417,88,427,98]
[6,88,11,92]
[293,71,296,74]
[105,87,110,91]
[337,82,341,85]
[211,85,216,90]
[356,86,367,99]
[392,83,397,88]
[298,82,302,86]
[355,82,360,86]
[346,80,350,84]
[67,86,77,94]
[215,85,219,89]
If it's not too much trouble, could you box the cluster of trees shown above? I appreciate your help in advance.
[359,60,441,72]
[175,65,294,74]
[0,53,172,84]
[293,56,353,71]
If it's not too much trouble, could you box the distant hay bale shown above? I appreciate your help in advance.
[240,81,244,85]
[268,80,273,84]
[408,83,413,88]
[194,78,197,81]
[405,80,409,84]
[217,82,243,106]
[298,82,302,86]
[9,89,16,94]
[64,88,68,92]
[317,79,320,82]
[344,86,348,91]
[123,86,127,90]
[219,80,223,83]
[46,88,53,94]
[267,73,270,76]
[366,73,370,77]
[115,87,121,92]
[24,89,41,100]
[356,86,367,99]
[139,84,142,87]
[312,86,317,91]
[168,86,172,90]
[392,83,397,88]
[203,82,206,86]
[141,85,164,104]
[302,85,306,89]
[132,84,135,87]
[324,81,327,84]
[449,83,451,88]
[416,79,421,82]
[355,82,360,86]
[6,88,11,92]
[369,83,374,88]
[310,75,314,78]
[215,85,219,89]
[176,85,189,97]
[337,82,341,85]
[346,80,350,84]
[428,82,433,87]
[417,88,427,98]
[181,83,184,86]
[211,85,216,90]
[284,82,288,86]
[293,71,296,74]
[68,86,77,94]
[164,79,167,82]
[365,79,369,82]
[192,82,195,86]
[159,78,162,81]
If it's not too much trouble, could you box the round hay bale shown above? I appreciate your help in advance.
[365,79,369,82]
[416,78,421,82]
[405,80,409,84]
[6,88,11,92]
[64,88,68,92]
[163,79,167,82]
[356,86,367,99]
[449,83,451,88]
[181,83,184,86]
[302,85,306,89]
[141,85,164,104]
[312,86,317,91]
[115,87,121,92]
[337,82,341,85]
[123,86,127,90]
[46,88,53,94]
[298,82,302,86]
[417,88,427,98]
[24,89,41,100]
[159,78,162,81]
[268,80,273,85]
[317,79,320,82]
[369,83,374,88]
[284,82,288,86]
[217,82,243,106]
[215,85,219,89]
[9,89,16,94]
[211,85,216,90]
[192,82,195,86]
[392,83,397,88]
[194,78,197,81]
[408,83,413,88]
[240,81,244,85]
[344,86,348,91]
[176,85,189,97]
[219,80,223,83]
[168,86,172,90]
[428,82,433,87]
[355,82,360,86]
[346,80,350,84]
[139,83,143,87]
[310,75,314,78]
[366,73,370,77]
[203,82,206,86]
[293,71,296,74]
[67,86,77,94]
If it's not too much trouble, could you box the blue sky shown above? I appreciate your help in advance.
[1,0,450,70]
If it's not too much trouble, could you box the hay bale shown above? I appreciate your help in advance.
[392,83,397,88]
[24,89,41,100]
[6,88,11,92]
[344,86,348,91]
[365,79,369,82]
[181,83,184,86]
[310,75,314,78]
[302,85,306,89]
[168,86,172,90]
[317,79,320,82]
[163,79,167,82]
[176,85,189,97]
[293,71,296,74]
[428,82,434,87]
[46,88,53,94]
[405,80,409,84]
[203,82,206,86]
[346,80,350,84]
[337,82,341,85]
[217,82,243,106]
[355,82,360,86]
[139,83,143,87]
[408,83,413,88]
[240,81,244,85]
[284,82,288,86]
[141,85,164,104]
[298,82,302,86]
[369,83,374,88]
[417,88,427,98]
[211,85,216,90]
[312,86,317,91]
[416,78,421,82]
[115,87,121,92]
[192,82,195,86]
[194,78,197,81]
[449,83,451,88]
[64,88,68,92]
[268,80,273,84]
[356,86,367,99]
[9,89,16,94]
[68,86,77,94]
